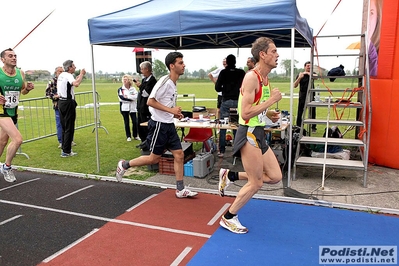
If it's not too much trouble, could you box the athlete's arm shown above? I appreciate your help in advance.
[20,71,34,95]
[147,98,183,118]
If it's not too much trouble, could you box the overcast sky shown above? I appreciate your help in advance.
[1,0,364,75]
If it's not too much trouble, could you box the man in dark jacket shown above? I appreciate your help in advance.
[215,54,246,157]
[294,61,317,132]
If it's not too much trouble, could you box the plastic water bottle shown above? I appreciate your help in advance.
[314,84,321,102]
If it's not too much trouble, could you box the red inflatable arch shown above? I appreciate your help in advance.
[367,0,399,168]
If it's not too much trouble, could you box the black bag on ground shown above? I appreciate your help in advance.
[313,126,343,153]
[283,126,312,170]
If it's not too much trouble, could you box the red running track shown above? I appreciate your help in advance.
[39,189,234,265]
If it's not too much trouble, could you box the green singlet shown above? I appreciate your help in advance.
[0,68,23,117]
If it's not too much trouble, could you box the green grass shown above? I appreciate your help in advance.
[6,79,361,179]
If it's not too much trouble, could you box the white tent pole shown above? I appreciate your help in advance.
[322,98,332,189]
[287,28,295,187]
[90,45,101,172]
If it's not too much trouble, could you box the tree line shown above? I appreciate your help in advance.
[25,59,355,82]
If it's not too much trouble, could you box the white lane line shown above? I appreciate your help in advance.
[207,203,231,226]
[170,247,192,266]
[0,199,211,239]
[126,194,158,212]
[0,178,40,192]
[56,185,94,201]
[0,215,23,226]
[42,228,99,263]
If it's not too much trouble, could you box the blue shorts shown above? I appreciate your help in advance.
[147,119,182,155]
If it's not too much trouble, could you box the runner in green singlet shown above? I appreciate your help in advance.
[0,48,34,182]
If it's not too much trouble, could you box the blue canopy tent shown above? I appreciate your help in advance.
[87,0,313,179]
[88,0,312,49]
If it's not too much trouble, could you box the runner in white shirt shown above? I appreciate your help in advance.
[116,52,198,198]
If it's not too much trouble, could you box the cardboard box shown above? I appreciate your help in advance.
[193,152,214,178]
[193,111,208,119]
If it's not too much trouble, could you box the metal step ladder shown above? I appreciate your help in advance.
[293,33,371,187]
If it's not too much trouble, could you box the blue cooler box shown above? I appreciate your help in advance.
[193,152,214,178]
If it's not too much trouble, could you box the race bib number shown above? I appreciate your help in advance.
[4,91,20,108]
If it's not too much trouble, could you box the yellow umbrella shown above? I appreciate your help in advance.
[346,41,361,50]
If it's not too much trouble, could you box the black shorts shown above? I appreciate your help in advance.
[233,125,269,157]
[147,119,182,155]
[0,114,18,124]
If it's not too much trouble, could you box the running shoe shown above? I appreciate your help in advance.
[61,151,78,157]
[220,215,248,234]
[127,137,132,142]
[116,160,126,182]
[134,137,141,141]
[218,168,232,197]
[1,164,16,183]
[175,188,198,198]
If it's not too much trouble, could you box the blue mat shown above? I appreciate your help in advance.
[189,199,399,266]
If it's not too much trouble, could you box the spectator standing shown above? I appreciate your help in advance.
[57,60,86,157]
[294,61,316,132]
[45,66,78,149]
[246,57,256,71]
[215,54,245,157]
[118,75,139,142]
[208,58,226,119]
[116,52,197,198]
[134,61,157,146]
[0,48,34,182]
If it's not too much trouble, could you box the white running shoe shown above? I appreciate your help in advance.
[218,168,232,197]
[1,164,16,183]
[134,137,141,141]
[116,160,126,182]
[220,215,248,234]
[127,137,132,142]
[175,188,198,198]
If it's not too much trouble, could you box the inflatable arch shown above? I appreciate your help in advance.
[366,0,399,168]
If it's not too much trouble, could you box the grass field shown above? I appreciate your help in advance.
[7,78,361,179]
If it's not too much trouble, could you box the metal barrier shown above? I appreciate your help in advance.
[177,94,196,106]
[17,91,106,157]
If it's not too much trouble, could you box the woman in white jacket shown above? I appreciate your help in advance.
[117,75,140,141]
